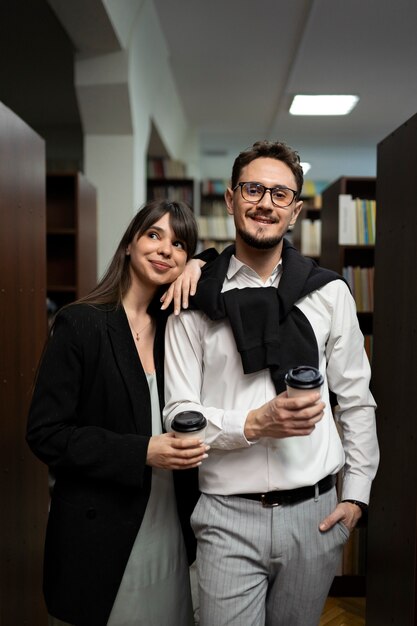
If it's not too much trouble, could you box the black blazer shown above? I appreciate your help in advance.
[26,303,198,626]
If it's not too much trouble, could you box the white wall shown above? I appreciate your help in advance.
[74,0,199,277]
[84,135,134,277]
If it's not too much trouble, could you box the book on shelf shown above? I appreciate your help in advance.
[342,265,374,312]
[300,219,321,257]
[147,158,186,179]
[338,195,376,245]
[197,216,208,239]
[207,216,225,239]
[200,199,225,216]
[201,179,229,195]
[149,184,193,205]
[197,215,234,240]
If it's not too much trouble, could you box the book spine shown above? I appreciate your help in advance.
[338,194,356,244]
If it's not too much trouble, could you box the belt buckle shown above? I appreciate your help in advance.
[261,493,280,508]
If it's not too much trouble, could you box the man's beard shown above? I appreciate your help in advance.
[236,225,284,250]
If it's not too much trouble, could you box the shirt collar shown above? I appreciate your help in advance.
[227,254,283,283]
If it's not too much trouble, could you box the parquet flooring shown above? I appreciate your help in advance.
[319,597,366,626]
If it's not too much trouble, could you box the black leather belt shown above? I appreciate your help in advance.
[236,474,336,508]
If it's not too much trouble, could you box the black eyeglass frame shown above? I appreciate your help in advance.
[233,181,299,208]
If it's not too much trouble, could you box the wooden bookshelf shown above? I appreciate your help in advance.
[320,176,376,597]
[199,179,234,252]
[146,157,194,207]
[146,178,194,207]
[321,177,376,345]
[292,193,322,261]
[147,156,186,179]
[46,172,97,311]
[321,177,375,268]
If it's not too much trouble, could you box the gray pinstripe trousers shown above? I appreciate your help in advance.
[191,487,348,626]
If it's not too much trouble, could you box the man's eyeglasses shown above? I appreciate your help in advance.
[233,182,298,208]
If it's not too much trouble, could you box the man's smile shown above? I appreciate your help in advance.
[247,211,278,225]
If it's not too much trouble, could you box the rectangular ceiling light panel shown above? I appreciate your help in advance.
[290,95,359,116]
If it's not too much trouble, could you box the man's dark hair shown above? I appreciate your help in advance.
[230,140,304,197]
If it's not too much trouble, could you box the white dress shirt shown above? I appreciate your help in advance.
[164,255,379,504]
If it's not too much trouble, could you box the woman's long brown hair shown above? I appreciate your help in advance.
[76,199,198,308]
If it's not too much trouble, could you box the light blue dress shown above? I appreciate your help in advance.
[107,372,194,625]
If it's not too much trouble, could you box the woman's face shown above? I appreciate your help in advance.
[127,212,188,288]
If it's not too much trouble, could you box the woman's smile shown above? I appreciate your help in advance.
[148,258,174,272]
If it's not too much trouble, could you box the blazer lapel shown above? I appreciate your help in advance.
[106,306,152,435]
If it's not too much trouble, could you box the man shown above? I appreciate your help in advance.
[163,140,379,626]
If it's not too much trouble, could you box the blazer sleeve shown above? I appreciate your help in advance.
[194,246,219,264]
[26,307,151,488]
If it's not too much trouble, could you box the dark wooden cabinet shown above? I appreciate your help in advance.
[46,172,97,310]
[0,101,49,625]
[366,112,417,626]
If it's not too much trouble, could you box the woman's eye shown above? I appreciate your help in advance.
[148,232,159,240]
[173,240,185,250]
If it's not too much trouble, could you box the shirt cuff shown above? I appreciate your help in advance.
[204,408,255,449]
[341,473,373,505]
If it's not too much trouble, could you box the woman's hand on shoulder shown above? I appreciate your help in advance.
[146,433,209,469]
[160,258,206,315]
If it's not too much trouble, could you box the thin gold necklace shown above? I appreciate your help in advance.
[128,318,153,342]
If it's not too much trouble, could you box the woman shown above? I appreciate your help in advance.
[27,200,210,626]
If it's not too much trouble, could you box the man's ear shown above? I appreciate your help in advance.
[225,188,234,216]
[289,200,303,227]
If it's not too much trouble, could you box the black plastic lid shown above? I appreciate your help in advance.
[284,366,324,389]
[171,411,207,433]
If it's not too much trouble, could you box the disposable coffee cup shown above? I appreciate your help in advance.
[171,411,207,440]
[285,366,324,398]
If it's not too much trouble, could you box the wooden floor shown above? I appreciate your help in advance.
[319,597,366,626]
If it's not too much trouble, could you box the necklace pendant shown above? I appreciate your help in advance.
[127,316,152,343]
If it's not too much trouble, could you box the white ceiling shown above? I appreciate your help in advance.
[153,0,417,182]
[2,0,417,184]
